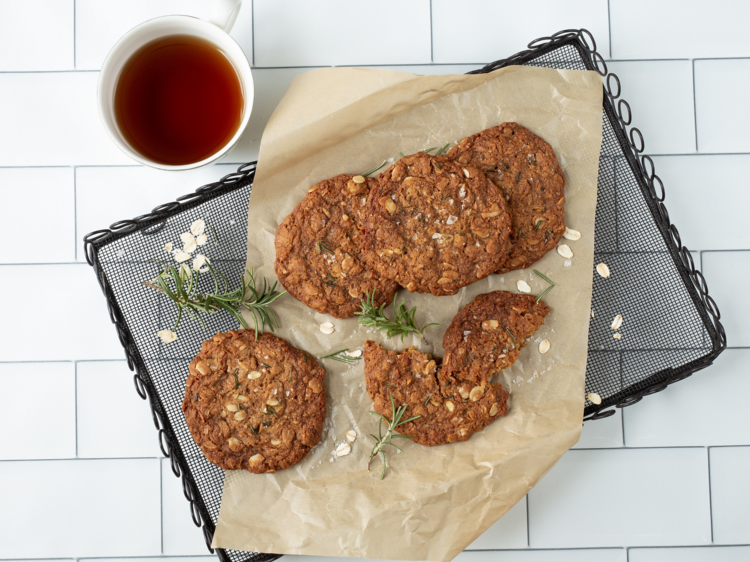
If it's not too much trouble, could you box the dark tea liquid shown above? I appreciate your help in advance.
[114,35,243,166]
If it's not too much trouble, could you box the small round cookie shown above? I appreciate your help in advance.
[362,153,511,296]
[441,291,550,384]
[447,123,566,273]
[364,341,508,447]
[275,174,399,318]
[182,330,326,474]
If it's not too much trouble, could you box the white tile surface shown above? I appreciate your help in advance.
[573,409,624,449]
[161,458,212,555]
[466,497,528,550]
[605,60,695,155]
[0,0,73,71]
[77,361,163,458]
[0,72,132,166]
[75,1,212,70]
[700,251,747,347]
[457,551,626,562]
[253,0,431,67]
[630,546,750,562]
[695,59,750,153]
[0,167,75,264]
[610,0,750,58]
[624,350,750,447]
[0,264,125,361]
[432,0,610,63]
[710,446,750,544]
[0,362,76,459]
[75,164,238,259]
[528,448,711,547]
[0,458,161,557]
[650,155,750,251]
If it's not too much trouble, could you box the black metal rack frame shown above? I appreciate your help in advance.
[83,29,726,562]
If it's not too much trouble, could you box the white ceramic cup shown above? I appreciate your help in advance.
[98,0,253,171]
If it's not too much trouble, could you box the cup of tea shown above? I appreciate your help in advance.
[98,0,253,170]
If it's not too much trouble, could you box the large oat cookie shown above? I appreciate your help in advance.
[447,123,566,273]
[182,331,326,473]
[362,153,511,296]
[275,173,399,318]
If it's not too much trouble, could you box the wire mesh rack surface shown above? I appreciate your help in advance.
[84,29,725,562]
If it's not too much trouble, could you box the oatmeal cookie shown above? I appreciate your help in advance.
[275,173,399,318]
[362,152,511,296]
[441,291,550,384]
[182,330,326,473]
[364,341,508,446]
[447,123,566,273]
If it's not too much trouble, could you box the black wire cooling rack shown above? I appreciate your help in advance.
[84,29,726,562]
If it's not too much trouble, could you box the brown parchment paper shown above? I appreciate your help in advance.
[213,65,604,561]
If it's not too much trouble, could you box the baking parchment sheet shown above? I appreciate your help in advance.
[213,65,604,561]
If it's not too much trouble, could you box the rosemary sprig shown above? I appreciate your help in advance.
[399,152,406,157]
[361,160,387,177]
[422,147,438,153]
[355,290,440,343]
[504,327,517,345]
[319,349,361,365]
[317,241,334,254]
[143,264,286,340]
[368,393,421,480]
[533,268,556,303]
[436,142,450,156]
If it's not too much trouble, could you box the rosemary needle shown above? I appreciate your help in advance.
[532,268,556,303]
[355,290,439,343]
[368,393,420,480]
[436,142,450,156]
[319,349,361,365]
[361,160,387,177]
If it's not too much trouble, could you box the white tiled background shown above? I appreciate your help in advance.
[0,1,747,561]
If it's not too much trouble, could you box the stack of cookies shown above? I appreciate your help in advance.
[274,123,565,315]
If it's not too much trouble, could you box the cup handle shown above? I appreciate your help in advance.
[209,0,242,33]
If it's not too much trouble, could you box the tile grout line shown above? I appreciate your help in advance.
[73,0,76,69]
[607,0,613,59]
[619,351,626,447]
[74,361,79,457]
[692,59,699,152]
[429,0,434,63]
[707,446,714,543]
[526,494,530,547]
[160,459,165,554]
[251,0,255,66]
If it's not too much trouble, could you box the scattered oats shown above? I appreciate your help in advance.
[596,263,611,278]
[196,233,208,246]
[613,332,622,340]
[183,239,197,253]
[463,168,470,178]
[335,442,351,457]
[432,232,442,239]
[563,227,581,241]
[611,314,623,331]
[591,309,595,318]
[190,220,206,236]
[539,339,550,354]
[157,330,177,344]
[446,215,458,225]
[174,251,191,263]
[320,322,335,335]
[346,430,357,443]
[229,219,236,225]
[458,185,467,198]
[557,244,573,259]
[564,260,572,267]
[115,249,125,258]
[180,232,195,245]
[516,280,532,293]
[345,349,362,358]
[352,175,366,184]
[192,254,208,272]
[587,392,602,405]
[164,242,174,252]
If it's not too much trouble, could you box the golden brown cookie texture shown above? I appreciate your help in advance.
[182,330,326,474]
[447,123,566,273]
[362,152,511,296]
[441,291,550,384]
[364,341,508,446]
[274,173,399,318]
